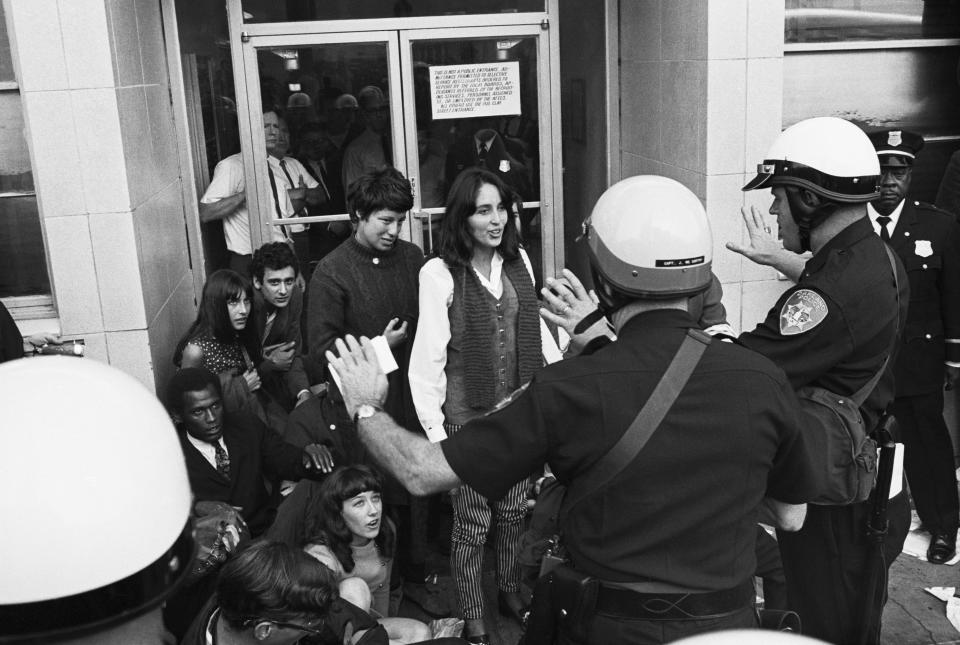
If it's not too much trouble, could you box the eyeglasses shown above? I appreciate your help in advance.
[241,616,325,636]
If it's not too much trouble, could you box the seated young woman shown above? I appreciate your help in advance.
[300,465,433,644]
[173,269,285,431]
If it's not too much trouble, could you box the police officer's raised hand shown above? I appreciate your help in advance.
[540,269,609,352]
[726,206,805,281]
[325,334,388,418]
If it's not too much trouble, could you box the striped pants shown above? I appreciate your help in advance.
[446,423,527,620]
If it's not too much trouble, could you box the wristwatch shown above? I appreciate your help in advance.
[353,403,382,425]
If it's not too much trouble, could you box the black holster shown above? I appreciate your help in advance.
[521,565,598,645]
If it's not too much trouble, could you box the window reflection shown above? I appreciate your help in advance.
[786,0,960,44]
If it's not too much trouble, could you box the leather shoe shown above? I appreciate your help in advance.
[927,531,957,564]
[465,634,491,645]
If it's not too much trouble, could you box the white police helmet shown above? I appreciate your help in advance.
[0,358,193,641]
[743,116,880,203]
[584,175,712,310]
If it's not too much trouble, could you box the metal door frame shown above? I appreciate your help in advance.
[227,1,563,272]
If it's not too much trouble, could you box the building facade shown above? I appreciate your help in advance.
[3,0,958,395]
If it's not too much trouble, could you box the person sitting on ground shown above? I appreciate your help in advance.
[299,465,438,644]
[167,367,333,538]
[180,539,389,645]
[175,269,288,430]
[250,242,314,412]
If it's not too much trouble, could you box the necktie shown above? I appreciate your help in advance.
[267,165,291,239]
[877,216,892,242]
[478,141,488,167]
[214,441,230,479]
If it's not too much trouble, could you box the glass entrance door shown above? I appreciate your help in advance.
[232,13,560,281]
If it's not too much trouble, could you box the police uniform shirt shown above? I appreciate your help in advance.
[867,201,904,238]
[738,217,905,429]
[441,309,816,590]
[881,200,960,393]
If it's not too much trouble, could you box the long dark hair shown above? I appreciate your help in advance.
[437,168,521,267]
[173,269,259,366]
[301,465,394,573]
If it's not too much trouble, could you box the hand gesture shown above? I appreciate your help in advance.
[383,317,409,349]
[265,341,296,371]
[325,335,389,418]
[539,268,600,336]
[243,368,261,392]
[302,443,335,473]
[725,206,783,266]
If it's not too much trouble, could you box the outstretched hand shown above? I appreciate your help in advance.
[325,335,388,418]
[725,206,783,266]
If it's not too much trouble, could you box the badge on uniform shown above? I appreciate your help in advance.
[915,240,933,257]
[779,289,828,336]
[887,131,902,147]
[499,159,511,173]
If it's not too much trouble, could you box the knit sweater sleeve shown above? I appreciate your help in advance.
[308,259,350,369]
[408,258,453,440]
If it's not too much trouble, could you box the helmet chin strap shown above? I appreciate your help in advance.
[788,190,838,253]
[590,265,629,318]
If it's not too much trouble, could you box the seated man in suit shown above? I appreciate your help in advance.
[250,243,313,411]
[167,367,333,537]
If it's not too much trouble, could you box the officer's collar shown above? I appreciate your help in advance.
[618,308,699,336]
[803,216,875,277]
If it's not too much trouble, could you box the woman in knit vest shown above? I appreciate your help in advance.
[409,168,557,644]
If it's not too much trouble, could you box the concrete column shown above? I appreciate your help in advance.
[619,0,787,332]
[5,0,196,391]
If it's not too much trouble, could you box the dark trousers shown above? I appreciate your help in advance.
[893,392,959,534]
[228,251,252,276]
[777,493,910,644]
[560,606,757,645]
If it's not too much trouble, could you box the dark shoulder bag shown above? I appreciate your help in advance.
[798,245,901,505]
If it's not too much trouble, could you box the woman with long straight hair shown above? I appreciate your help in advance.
[174,269,276,426]
[408,168,559,643]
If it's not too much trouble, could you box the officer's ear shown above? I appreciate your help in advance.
[797,188,822,209]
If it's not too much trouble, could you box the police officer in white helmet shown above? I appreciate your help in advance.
[727,116,911,644]
[324,175,817,644]
[0,358,195,644]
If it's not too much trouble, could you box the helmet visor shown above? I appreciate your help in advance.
[742,163,776,192]
[742,160,880,203]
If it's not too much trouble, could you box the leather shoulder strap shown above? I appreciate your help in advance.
[562,328,712,519]
[850,244,901,406]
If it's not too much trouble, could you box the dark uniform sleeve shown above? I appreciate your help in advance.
[765,378,818,503]
[440,381,551,501]
[938,214,960,366]
[738,286,853,390]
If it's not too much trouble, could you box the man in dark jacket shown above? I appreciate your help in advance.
[167,367,331,537]
[867,129,960,564]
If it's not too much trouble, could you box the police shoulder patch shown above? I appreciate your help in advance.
[486,382,530,415]
[779,289,828,336]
